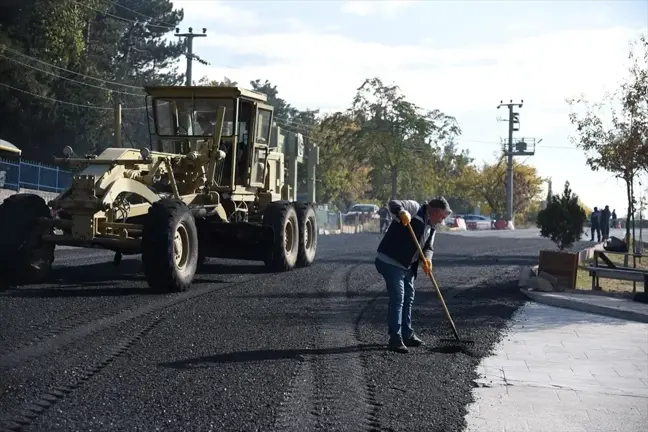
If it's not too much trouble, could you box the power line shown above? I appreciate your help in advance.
[0,45,143,90]
[0,53,143,97]
[71,0,174,31]
[273,115,578,151]
[106,0,178,28]
[0,82,146,111]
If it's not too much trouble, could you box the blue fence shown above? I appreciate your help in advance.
[0,158,72,193]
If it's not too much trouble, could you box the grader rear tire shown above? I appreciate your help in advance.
[0,193,54,287]
[263,201,299,272]
[295,202,317,267]
[142,199,199,293]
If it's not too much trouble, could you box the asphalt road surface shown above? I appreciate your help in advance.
[0,232,593,432]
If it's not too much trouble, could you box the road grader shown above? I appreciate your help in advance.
[0,86,318,292]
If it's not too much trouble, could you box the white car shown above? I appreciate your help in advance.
[343,204,380,222]
[463,214,492,230]
[445,214,464,226]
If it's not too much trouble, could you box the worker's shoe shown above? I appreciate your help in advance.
[388,338,409,354]
[404,334,424,347]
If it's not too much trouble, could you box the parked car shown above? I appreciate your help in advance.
[342,203,380,223]
[463,214,492,230]
[445,214,464,226]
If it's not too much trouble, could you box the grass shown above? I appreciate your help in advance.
[575,250,647,294]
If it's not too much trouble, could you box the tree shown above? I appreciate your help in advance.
[249,79,300,124]
[546,178,553,205]
[567,33,648,244]
[578,200,593,217]
[0,0,106,158]
[349,77,461,199]
[0,0,185,158]
[195,76,238,86]
[86,0,185,151]
[310,113,370,208]
[471,156,544,221]
[428,141,476,212]
[537,181,587,250]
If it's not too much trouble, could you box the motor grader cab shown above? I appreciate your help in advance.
[0,86,318,293]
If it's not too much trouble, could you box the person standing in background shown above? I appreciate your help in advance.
[611,209,617,228]
[590,207,601,242]
[600,205,611,240]
[378,204,391,234]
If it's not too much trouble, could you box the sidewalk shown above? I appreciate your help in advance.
[464,302,648,432]
[522,289,648,323]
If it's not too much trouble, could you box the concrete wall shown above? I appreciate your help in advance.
[0,187,60,204]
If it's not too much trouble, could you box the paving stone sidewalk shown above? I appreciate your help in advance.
[464,302,648,432]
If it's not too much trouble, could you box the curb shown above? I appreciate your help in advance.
[520,288,648,324]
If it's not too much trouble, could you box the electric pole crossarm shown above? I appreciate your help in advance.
[174,27,207,86]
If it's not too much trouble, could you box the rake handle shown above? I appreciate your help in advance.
[405,221,461,341]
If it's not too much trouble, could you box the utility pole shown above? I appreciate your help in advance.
[306,140,319,203]
[497,99,537,224]
[114,102,122,147]
[174,27,207,86]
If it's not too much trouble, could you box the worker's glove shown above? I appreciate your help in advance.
[421,258,432,276]
[398,210,411,226]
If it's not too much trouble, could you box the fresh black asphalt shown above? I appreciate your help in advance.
[0,232,592,432]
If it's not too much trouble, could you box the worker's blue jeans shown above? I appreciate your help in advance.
[375,257,415,341]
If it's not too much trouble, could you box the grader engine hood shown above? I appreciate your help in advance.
[50,147,175,213]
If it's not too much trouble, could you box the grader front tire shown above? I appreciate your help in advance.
[141,199,199,293]
[0,193,55,287]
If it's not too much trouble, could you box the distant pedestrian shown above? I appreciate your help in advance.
[600,205,611,240]
[375,196,451,353]
[378,204,390,234]
[590,207,601,242]
[611,209,617,228]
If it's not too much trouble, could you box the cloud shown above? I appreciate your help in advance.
[166,1,643,216]
[173,0,260,28]
[505,21,542,34]
[339,0,414,18]
[193,25,642,117]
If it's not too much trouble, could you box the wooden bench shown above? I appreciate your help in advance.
[587,250,647,292]
[585,266,648,289]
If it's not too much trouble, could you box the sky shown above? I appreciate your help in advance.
[170,0,648,215]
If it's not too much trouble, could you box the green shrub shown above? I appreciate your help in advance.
[536,181,587,250]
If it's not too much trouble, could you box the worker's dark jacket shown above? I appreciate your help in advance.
[376,199,435,277]
[590,211,600,228]
[600,209,611,224]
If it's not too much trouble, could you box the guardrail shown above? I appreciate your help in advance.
[0,158,72,193]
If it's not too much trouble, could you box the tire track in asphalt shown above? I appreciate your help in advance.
[272,251,515,431]
[272,264,383,432]
[0,240,508,359]
[0,249,370,371]
[0,315,164,432]
[0,248,370,430]
[0,306,144,357]
[310,265,377,432]
[273,238,547,431]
